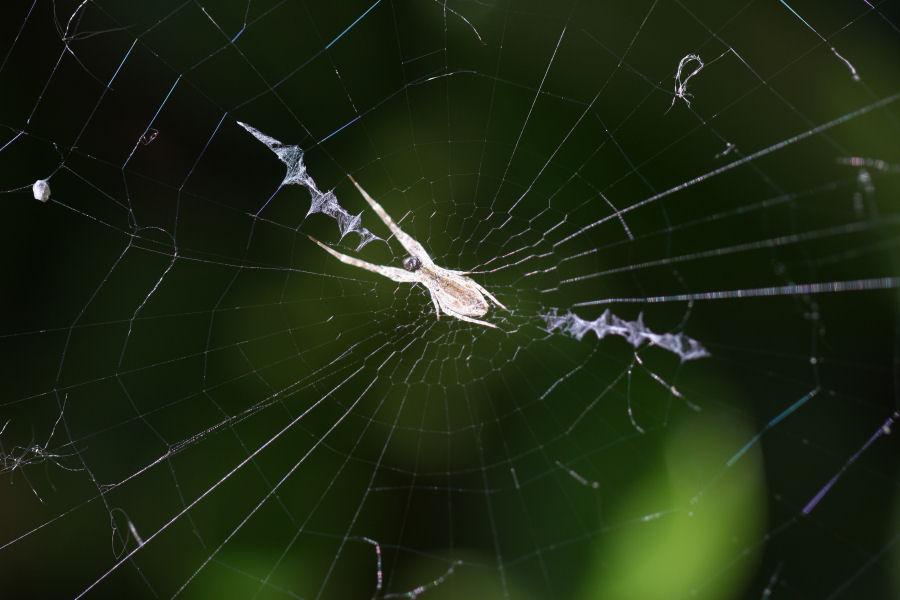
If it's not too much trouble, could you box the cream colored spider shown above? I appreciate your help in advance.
[309,176,506,328]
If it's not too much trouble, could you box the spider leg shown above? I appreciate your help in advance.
[427,290,441,320]
[442,309,498,329]
[308,236,417,283]
[347,175,434,266]
[468,280,507,310]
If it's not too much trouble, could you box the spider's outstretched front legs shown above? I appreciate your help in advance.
[347,175,433,266]
[307,236,416,284]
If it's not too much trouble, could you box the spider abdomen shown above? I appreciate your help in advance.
[421,269,490,317]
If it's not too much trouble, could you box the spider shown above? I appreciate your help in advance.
[309,176,506,328]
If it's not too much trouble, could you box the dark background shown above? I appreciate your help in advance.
[1,1,898,598]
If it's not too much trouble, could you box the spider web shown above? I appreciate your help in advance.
[1,1,899,598]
